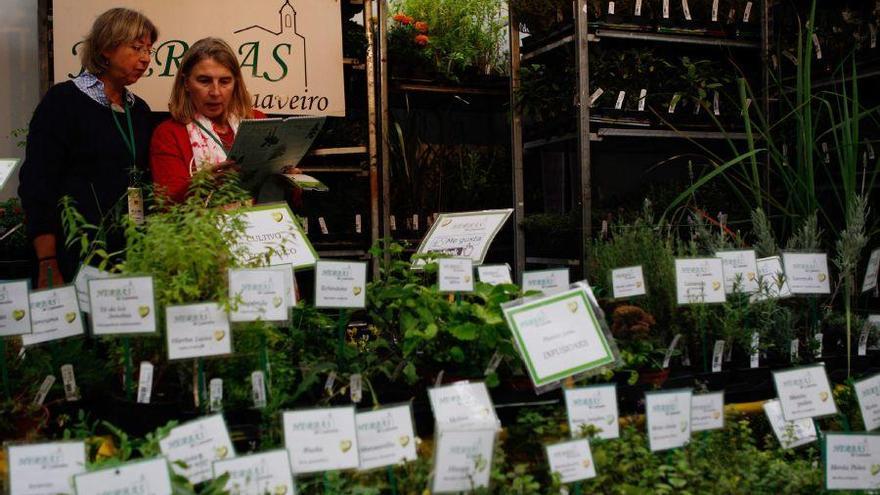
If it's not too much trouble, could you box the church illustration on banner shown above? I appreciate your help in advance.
[235,0,309,87]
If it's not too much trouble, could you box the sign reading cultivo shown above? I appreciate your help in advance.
[53,0,345,116]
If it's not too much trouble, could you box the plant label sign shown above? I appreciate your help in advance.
[564,385,619,440]
[88,276,156,335]
[691,392,724,432]
[268,264,297,307]
[753,255,792,301]
[7,441,86,495]
[212,450,296,495]
[645,389,692,452]
[863,248,880,293]
[503,288,616,388]
[414,209,512,266]
[0,279,31,336]
[283,406,360,474]
[428,381,500,431]
[355,404,418,470]
[611,265,647,299]
[782,252,831,294]
[824,433,880,490]
[476,264,513,285]
[23,286,84,346]
[159,415,235,484]
[855,374,880,431]
[432,429,495,494]
[0,157,21,189]
[314,260,368,309]
[228,268,288,322]
[715,250,759,293]
[437,258,474,293]
[72,265,111,314]
[73,457,172,495]
[545,439,596,484]
[763,399,817,449]
[165,303,232,360]
[232,203,318,269]
[674,258,726,304]
[521,269,570,296]
[773,364,837,421]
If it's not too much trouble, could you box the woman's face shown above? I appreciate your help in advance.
[184,58,235,122]
[103,34,153,86]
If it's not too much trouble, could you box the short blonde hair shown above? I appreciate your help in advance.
[80,8,158,75]
[168,38,254,124]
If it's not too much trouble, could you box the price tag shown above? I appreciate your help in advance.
[325,371,337,395]
[209,378,223,412]
[662,0,669,18]
[615,91,626,110]
[790,339,799,361]
[743,1,752,22]
[712,341,724,372]
[821,142,830,163]
[711,0,719,21]
[859,322,871,356]
[750,333,760,368]
[61,364,79,401]
[390,215,397,231]
[137,362,153,404]
[34,375,55,405]
[127,187,144,225]
[251,370,267,408]
[813,33,822,59]
[635,0,642,16]
[668,94,681,114]
[713,91,720,116]
[608,1,615,15]
[589,88,604,107]
[350,373,362,403]
[484,351,503,376]
[318,217,329,234]
[355,214,362,233]
[638,89,647,111]
[663,334,682,369]
[682,0,691,20]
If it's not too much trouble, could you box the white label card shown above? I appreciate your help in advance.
[0,158,20,190]
[0,279,31,336]
[267,264,297,307]
[773,365,837,421]
[137,362,154,404]
[662,0,670,18]
[252,370,268,408]
[210,378,223,412]
[74,458,172,495]
[824,433,880,490]
[33,375,55,405]
[438,258,474,293]
[855,374,880,431]
[23,286,84,346]
[715,250,759,294]
[763,399,817,449]
[283,406,360,474]
[522,269,569,296]
[432,429,494,494]
[8,442,86,495]
[611,266,647,299]
[753,256,792,301]
[645,389,692,452]
[662,334,682,369]
[88,276,156,335]
[711,0,719,21]
[614,91,626,110]
[750,332,760,368]
[863,248,880,293]
[159,415,236,484]
[61,364,79,401]
[546,439,596,484]
[607,1,614,14]
[414,209,512,266]
[502,288,616,388]
[691,392,724,432]
[635,0,642,16]
[681,0,691,20]
[743,1,752,22]
[782,252,831,294]
[638,89,647,111]
[355,404,418,470]
[674,258,726,304]
[476,264,512,285]
[791,339,800,361]
[712,341,724,372]
[165,303,232,360]
[228,268,288,322]
[314,260,367,309]
[231,204,318,269]
[73,265,111,314]
[564,385,620,440]
[428,381,500,431]
[213,450,297,495]
[589,88,604,107]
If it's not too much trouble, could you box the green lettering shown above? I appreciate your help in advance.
[157,40,189,77]
[68,41,85,78]
[262,43,290,82]
[239,42,260,77]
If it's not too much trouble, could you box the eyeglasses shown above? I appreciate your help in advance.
[130,44,157,56]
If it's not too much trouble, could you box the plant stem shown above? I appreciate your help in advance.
[123,337,134,401]
[197,358,206,412]
[387,466,399,495]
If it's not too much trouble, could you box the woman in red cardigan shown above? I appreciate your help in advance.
[150,37,300,202]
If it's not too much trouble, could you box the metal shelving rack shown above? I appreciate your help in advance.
[508,0,771,282]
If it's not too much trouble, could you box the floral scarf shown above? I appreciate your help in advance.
[185,113,240,176]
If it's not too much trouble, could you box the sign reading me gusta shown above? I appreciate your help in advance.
[53,0,345,116]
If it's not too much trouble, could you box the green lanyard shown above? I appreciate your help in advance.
[110,102,137,168]
[193,119,230,152]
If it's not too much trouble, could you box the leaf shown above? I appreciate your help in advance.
[449,322,478,341]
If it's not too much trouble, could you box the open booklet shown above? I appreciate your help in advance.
[227,116,325,195]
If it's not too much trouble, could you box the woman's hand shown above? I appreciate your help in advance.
[207,160,240,175]
[281,166,303,175]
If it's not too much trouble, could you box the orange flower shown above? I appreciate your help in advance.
[402,15,414,25]
[393,13,407,23]
[414,21,428,33]
[414,34,429,46]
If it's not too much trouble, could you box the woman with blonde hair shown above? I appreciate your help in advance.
[18,7,158,287]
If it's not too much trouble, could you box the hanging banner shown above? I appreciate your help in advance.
[52,0,345,116]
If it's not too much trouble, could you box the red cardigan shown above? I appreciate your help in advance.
[150,111,271,202]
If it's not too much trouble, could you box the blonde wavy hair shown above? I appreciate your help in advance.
[80,8,158,75]
[168,38,254,124]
